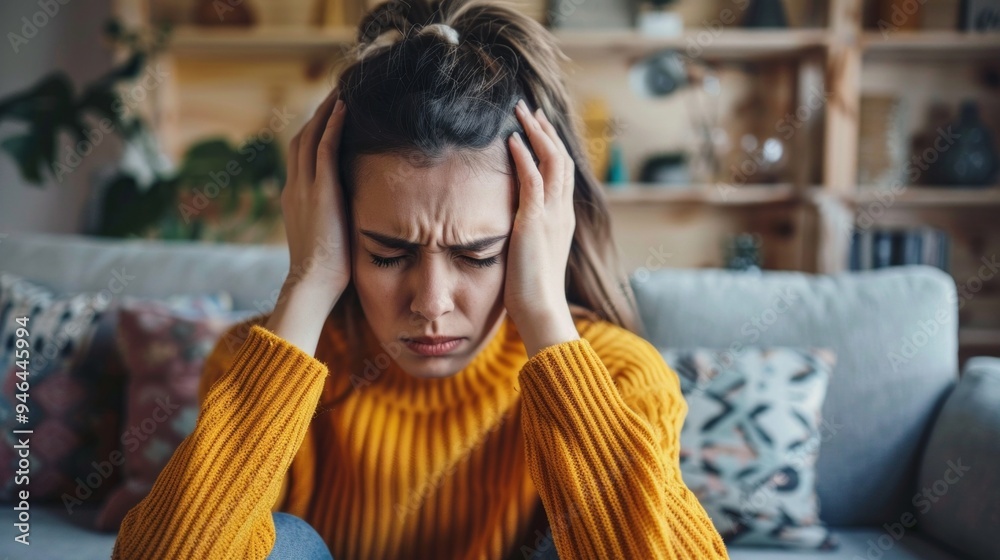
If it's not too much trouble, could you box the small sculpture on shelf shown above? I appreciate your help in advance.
[724,233,763,272]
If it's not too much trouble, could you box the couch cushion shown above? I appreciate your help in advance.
[94,296,252,530]
[631,266,958,526]
[0,273,116,501]
[727,527,963,560]
[662,347,837,549]
[0,232,289,311]
[916,356,1000,560]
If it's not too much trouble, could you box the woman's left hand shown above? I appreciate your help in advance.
[504,99,581,357]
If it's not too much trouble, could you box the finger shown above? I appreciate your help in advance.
[316,99,347,183]
[534,108,575,201]
[515,100,562,200]
[299,88,342,181]
[509,131,544,220]
[533,108,567,157]
[286,131,301,185]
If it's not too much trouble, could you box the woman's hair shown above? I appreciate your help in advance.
[321,0,643,398]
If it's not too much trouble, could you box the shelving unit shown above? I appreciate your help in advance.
[170,25,355,55]
[168,26,833,60]
[115,0,1000,363]
[604,184,796,205]
[853,186,1000,206]
[861,31,1000,60]
[554,28,830,59]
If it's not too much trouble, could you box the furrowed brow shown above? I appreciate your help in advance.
[360,229,507,252]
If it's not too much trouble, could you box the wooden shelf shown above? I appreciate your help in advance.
[170,26,356,55]
[167,27,1000,62]
[852,186,1000,206]
[603,184,796,205]
[553,29,829,60]
[861,31,1000,60]
[960,327,1000,347]
[167,25,830,60]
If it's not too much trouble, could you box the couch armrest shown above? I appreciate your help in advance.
[916,357,1000,560]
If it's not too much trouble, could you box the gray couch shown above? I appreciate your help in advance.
[0,233,996,560]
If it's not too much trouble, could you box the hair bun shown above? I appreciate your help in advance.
[420,23,460,45]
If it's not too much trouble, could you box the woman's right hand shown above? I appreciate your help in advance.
[265,89,351,355]
[280,88,351,304]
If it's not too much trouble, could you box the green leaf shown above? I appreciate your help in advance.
[1,135,43,184]
[0,74,74,122]
[176,138,244,191]
[77,88,125,129]
[96,174,178,237]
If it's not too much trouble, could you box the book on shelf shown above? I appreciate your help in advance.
[850,227,950,272]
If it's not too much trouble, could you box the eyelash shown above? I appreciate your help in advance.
[369,254,499,269]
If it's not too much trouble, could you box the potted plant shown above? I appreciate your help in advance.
[0,20,286,242]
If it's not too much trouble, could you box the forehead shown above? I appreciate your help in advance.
[353,152,516,235]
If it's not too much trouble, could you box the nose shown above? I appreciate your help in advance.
[409,255,455,322]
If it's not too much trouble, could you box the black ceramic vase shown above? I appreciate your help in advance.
[743,0,788,28]
[927,101,999,187]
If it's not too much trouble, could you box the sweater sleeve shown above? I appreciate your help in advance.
[111,322,329,560]
[518,335,729,560]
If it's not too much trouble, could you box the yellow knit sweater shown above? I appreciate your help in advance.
[112,311,729,560]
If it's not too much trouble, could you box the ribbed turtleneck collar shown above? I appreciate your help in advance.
[355,314,528,410]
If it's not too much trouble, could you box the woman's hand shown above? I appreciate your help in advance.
[264,89,351,356]
[280,89,352,303]
[505,99,581,357]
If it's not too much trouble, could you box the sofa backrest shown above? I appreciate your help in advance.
[630,266,959,527]
[0,233,289,311]
[1,234,960,527]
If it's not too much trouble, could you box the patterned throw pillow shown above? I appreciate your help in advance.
[94,299,256,530]
[660,347,838,550]
[0,273,115,501]
[61,291,234,508]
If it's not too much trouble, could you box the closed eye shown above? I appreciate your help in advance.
[369,254,404,268]
[463,255,499,268]
[367,253,500,269]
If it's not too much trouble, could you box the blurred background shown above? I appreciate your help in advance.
[1,0,998,365]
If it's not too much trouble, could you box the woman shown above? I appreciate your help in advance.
[112,0,729,558]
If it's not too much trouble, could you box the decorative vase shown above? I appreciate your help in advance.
[743,0,788,28]
[927,101,999,187]
[606,141,629,185]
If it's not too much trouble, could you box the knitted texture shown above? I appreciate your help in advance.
[112,312,729,560]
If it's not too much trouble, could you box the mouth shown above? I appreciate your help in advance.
[401,336,465,357]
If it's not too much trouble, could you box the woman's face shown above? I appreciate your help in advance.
[351,149,516,379]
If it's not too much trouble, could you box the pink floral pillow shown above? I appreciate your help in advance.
[94,299,252,530]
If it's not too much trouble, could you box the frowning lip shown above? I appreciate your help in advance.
[402,335,464,344]
[401,336,466,357]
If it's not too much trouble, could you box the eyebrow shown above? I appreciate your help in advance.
[360,229,508,252]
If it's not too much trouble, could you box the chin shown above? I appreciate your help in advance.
[398,355,466,379]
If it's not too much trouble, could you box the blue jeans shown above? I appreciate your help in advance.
[266,512,560,559]
[267,512,333,560]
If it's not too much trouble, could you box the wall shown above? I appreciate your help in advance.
[0,0,113,235]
